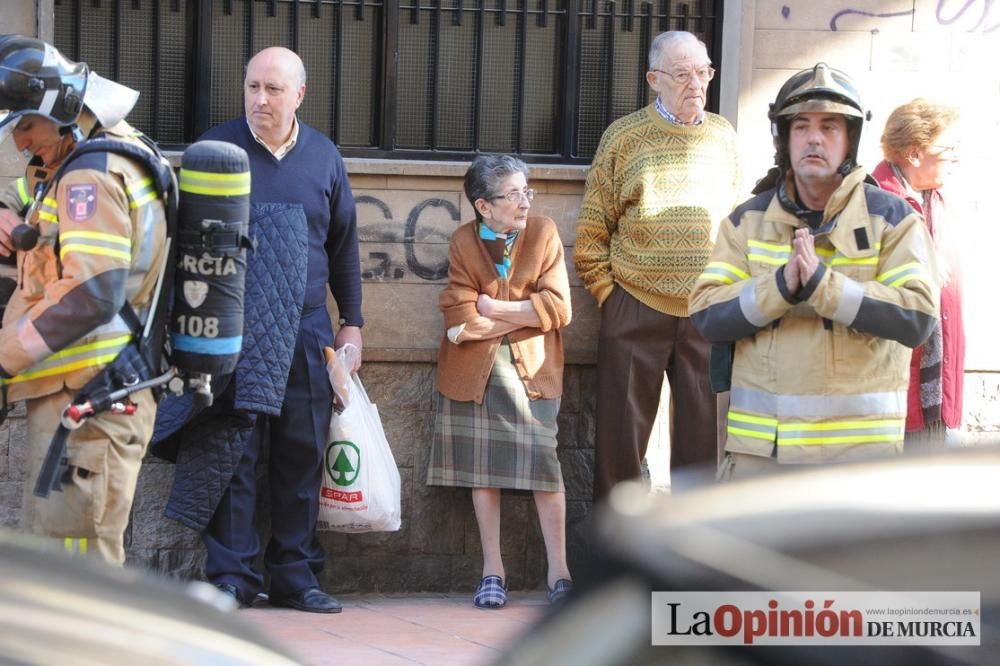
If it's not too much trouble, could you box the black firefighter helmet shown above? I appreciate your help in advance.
[0,34,88,144]
[768,62,871,178]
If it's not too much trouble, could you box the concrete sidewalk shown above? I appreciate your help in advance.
[240,593,548,665]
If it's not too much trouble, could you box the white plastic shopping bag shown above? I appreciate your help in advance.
[318,345,402,532]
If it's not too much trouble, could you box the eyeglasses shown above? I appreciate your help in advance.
[651,66,716,86]
[927,144,959,162]
[490,188,536,203]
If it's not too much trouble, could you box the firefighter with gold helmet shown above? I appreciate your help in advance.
[689,63,940,479]
[0,34,168,563]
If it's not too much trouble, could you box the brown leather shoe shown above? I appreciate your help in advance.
[270,587,343,614]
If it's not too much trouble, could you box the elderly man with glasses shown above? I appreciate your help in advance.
[574,31,740,501]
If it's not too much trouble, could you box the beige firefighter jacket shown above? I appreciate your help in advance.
[689,168,939,463]
[0,118,167,403]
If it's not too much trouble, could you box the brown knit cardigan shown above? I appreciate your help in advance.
[436,215,571,404]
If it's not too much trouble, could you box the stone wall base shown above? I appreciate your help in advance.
[3,367,998,591]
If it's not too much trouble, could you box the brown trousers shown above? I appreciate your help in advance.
[593,287,720,501]
[21,386,155,564]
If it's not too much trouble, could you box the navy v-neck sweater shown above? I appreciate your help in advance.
[201,118,363,326]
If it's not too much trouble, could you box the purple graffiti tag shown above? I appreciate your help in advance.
[782,5,790,19]
[937,0,979,26]
[829,8,915,31]
[937,0,997,31]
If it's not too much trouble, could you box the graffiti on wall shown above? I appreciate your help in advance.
[778,2,998,32]
[355,194,460,283]
[935,0,999,31]
[827,7,914,31]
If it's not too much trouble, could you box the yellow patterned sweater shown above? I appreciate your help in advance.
[574,104,740,316]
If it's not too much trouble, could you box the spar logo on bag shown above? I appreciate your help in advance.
[318,359,402,533]
[323,440,363,503]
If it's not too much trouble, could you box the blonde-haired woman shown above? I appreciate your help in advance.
[873,99,963,448]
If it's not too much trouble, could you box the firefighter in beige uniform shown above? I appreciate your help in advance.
[0,36,167,563]
[689,64,939,478]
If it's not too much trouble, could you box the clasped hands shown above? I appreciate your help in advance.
[783,227,821,295]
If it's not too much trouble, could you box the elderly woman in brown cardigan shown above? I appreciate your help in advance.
[428,154,573,609]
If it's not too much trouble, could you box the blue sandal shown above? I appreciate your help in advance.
[474,575,507,609]
[548,578,573,604]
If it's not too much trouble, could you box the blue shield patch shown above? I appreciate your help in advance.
[67,184,97,222]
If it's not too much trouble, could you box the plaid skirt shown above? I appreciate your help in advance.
[427,342,564,492]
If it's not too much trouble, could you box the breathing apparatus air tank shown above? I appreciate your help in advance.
[171,140,252,406]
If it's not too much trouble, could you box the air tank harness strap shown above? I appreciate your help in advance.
[32,339,152,499]
[177,227,255,257]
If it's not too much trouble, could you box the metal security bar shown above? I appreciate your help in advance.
[197,0,385,147]
[576,0,722,158]
[53,0,189,144]
[52,0,721,162]
[393,0,565,157]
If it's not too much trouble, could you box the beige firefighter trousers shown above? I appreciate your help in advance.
[20,386,155,564]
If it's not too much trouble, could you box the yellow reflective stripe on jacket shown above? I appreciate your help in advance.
[747,240,790,266]
[826,243,882,266]
[179,169,251,196]
[830,248,881,266]
[15,177,32,208]
[698,261,750,285]
[747,241,883,267]
[877,262,926,287]
[59,230,132,263]
[0,335,132,384]
[126,177,158,209]
[727,410,778,441]
[38,196,59,224]
[777,418,905,445]
[64,537,88,554]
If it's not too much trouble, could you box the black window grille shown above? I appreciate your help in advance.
[52,0,722,163]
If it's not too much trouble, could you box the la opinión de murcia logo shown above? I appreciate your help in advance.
[651,592,980,646]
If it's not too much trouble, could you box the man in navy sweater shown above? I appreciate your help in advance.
[199,46,363,613]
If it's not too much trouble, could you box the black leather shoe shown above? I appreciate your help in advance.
[270,587,343,614]
[215,583,250,609]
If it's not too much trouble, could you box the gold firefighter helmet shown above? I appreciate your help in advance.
[768,62,871,175]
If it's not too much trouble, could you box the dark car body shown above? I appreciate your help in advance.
[0,532,302,665]
[500,447,1000,665]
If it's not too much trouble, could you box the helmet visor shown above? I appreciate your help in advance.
[779,98,864,119]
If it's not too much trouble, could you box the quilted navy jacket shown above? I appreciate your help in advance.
[151,203,308,530]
